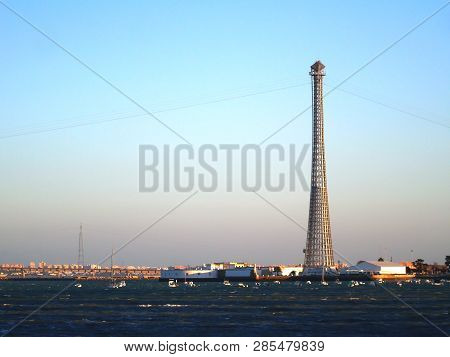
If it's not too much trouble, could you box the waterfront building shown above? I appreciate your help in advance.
[205,262,252,270]
[160,269,219,281]
[278,266,304,277]
[224,267,256,280]
[342,261,406,275]
[38,261,47,269]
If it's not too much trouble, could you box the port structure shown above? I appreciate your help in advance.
[304,61,335,269]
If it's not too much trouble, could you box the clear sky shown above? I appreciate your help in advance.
[0,0,449,266]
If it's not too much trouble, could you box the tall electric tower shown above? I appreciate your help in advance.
[304,60,334,269]
[77,223,84,267]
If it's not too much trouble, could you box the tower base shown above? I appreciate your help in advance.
[302,267,339,277]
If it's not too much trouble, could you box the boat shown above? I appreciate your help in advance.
[255,282,261,286]
[108,249,126,289]
[168,280,178,288]
[273,280,281,284]
[108,278,126,289]
[223,280,231,286]
[184,281,196,287]
[74,283,82,288]
[306,280,312,285]
[320,264,328,286]
[335,279,342,285]
[238,283,248,288]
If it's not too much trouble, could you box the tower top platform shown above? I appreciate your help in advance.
[310,60,325,75]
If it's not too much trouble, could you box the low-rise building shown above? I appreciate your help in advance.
[279,265,304,276]
[160,269,218,281]
[224,267,256,280]
[343,261,406,275]
[204,262,252,270]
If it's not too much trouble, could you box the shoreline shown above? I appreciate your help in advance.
[1,274,448,282]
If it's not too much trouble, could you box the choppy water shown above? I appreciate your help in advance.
[0,280,448,336]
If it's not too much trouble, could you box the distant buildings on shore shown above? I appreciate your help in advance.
[0,257,448,281]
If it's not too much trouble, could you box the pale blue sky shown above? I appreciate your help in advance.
[0,0,449,266]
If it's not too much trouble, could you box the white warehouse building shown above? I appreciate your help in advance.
[160,269,218,281]
[344,261,406,275]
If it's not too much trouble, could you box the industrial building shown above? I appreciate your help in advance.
[343,261,407,275]
[160,269,219,281]
[160,263,303,282]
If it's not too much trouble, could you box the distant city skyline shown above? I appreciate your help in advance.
[0,1,449,266]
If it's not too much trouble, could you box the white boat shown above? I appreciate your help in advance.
[107,249,126,289]
[306,280,312,285]
[184,281,196,287]
[223,280,231,286]
[108,278,126,289]
[255,282,261,286]
[321,265,326,285]
[273,280,281,285]
[238,283,248,288]
[168,280,178,288]
[74,283,82,288]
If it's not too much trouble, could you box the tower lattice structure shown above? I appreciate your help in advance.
[77,223,84,267]
[304,61,334,268]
